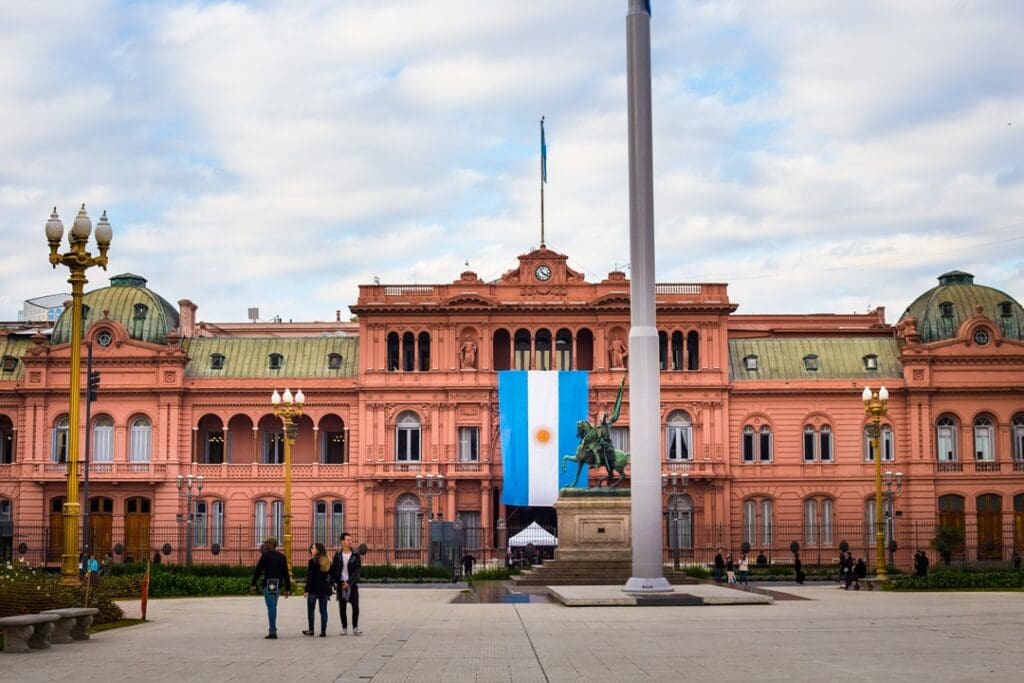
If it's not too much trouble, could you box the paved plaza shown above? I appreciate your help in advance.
[4,585,1024,682]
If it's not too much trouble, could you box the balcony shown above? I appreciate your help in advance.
[936,462,963,473]
[1015,461,1024,473]
[663,459,727,480]
[191,462,351,479]
[29,461,168,481]
[973,461,1002,473]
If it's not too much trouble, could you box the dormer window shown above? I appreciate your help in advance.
[863,354,878,371]
[743,355,759,371]
[1,356,18,373]
[210,353,225,370]
[939,301,954,318]
[81,304,91,319]
[1000,301,1013,317]
[803,354,819,372]
[133,303,149,320]
[268,353,283,370]
[327,353,343,370]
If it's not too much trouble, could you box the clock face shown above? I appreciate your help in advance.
[96,330,113,347]
[535,264,552,282]
[973,329,990,346]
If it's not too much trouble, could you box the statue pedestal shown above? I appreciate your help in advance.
[554,489,631,563]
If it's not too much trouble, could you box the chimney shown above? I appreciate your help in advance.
[178,299,198,337]
[336,309,341,322]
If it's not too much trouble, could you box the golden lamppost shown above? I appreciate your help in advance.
[862,385,890,580]
[271,388,304,580]
[45,205,112,585]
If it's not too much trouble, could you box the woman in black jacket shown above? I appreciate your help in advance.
[304,543,332,637]
[331,533,363,636]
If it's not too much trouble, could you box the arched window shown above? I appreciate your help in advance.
[271,500,284,541]
[938,494,965,529]
[395,494,421,549]
[865,496,894,548]
[820,426,833,462]
[396,412,421,462]
[973,415,995,461]
[671,331,684,371]
[52,416,69,463]
[686,331,699,370]
[327,353,343,370]
[534,329,552,371]
[658,331,668,371]
[804,424,834,463]
[254,500,267,546]
[386,332,400,372]
[555,329,573,370]
[210,353,225,370]
[666,411,692,461]
[759,426,773,462]
[513,329,531,370]
[977,494,1003,559]
[667,494,693,549]
[0,415,15,464]
[936,415,959,462]
[492,329,511,371]
[1014,414,1024,462]
[803,426,816,462]
[93,416,114,463]
[313,499,345,546]
[194,500,208,547]
[804,499,818,547]
[210,500,225,547]
[865,425,895,462]
[0,498,11,522]
[264,430,284,464]
[743,497,773,547]
[401,332,416,372]
[268,353,284,370]
[575,328,594,371]
[804,498,834,547]
[417,331,431,371]
[129,416,152,462]
[742,426,755,462]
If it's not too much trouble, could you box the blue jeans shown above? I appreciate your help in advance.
[264,589,280,635]
[307,593,329,634]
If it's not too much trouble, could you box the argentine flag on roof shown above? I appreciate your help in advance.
[499,371,589,507]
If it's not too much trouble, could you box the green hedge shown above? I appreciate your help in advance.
[468,567,511,582]
[887,568,1024,591]
[0,562,123,625]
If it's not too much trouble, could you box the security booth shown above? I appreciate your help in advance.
[428,520,463,579]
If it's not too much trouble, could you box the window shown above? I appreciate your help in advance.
[534,329,552,371]
[800,424,834,462]
[205,431,225,464]
[211,500,225,547]
[820,426,833,462]
[271,500,283,541]
[974,415,995,461]
[395,494,421,549]
[327,353,343,370]
[864,424,894,461]
[254,501,267,546]
[194,501,208,547]
[803,354,819,372]
[1013,414,1024,461]
[458,427,479,462]
[459,510,482,550]
[264,432,284,464]
[940,301,954,317]
[742,426,755,462]
[1,356,18,373]
[0,422,13,464]
[396,412,421,462]
[973,329,990,346]
[759,426,773,462]
[804,498,834,547]
[936,415,958,461]
[803,426,816,462]
[1014,494,1024,554]
[86,416,112,463]
[129,416,151,462]
[555,329,573,370]
[52,416,69,463]
[323,431,346,464]
[402,332,415,372]
[666,411,692,461]
[687,331,699,370]
[418,332,431,371]
[210,354,225,370]
[611,426,629,453]
[670,331,683,371]
[743,498,773,547]
[863,354,878,371]
[658,331,668,371]
[743,355,758,372]
[0,499,11,522]
[386,332,400,371]
[864,497,894,548]
[133,303,148,320]
[513,329,531,370]
[313,500,338,546]
[268,353,283,370]
[667,494,693,549]
[1000,301,1013,317]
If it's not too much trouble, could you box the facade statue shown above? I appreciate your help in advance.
[561,377,629,487]
[608,338,628,369]
[458,338,478,369]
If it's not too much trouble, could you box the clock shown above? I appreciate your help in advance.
[973,329,990,346]
[96,330,113,347]
[535,264,552,282]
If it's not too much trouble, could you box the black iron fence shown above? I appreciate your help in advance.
[8,519,1021,573]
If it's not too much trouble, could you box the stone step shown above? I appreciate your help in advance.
[512,571,698,586]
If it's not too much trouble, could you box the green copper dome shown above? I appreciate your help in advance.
[900,271,1024,343]
[52,273,180,345]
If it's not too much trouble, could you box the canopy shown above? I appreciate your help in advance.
[508,521,558,547]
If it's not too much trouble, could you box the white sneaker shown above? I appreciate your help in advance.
[353,628,363,636]
[340,629,347,635]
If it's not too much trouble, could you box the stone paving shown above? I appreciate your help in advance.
[4,584,1024,682]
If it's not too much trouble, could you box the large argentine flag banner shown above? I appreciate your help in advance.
[499,370,589,507]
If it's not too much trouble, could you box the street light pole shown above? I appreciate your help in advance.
[272,388,303,581]
[176,474,204,566]
[884,470,903,569]
[662,472,688,571]
[862,386,890,579]
[45,206,112,585]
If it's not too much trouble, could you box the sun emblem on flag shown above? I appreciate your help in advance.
[534,427,552,445]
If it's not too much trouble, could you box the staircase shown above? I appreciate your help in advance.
[511,559,699,586]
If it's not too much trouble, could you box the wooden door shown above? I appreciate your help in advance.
[938,494,966,561]
[49,497,64,564]
[1014,494,1024,552]
[88,497,114,558]
[124,497,151,562]
[976,494,1002,560]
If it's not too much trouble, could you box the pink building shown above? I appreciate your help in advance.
[1,251,1023,568]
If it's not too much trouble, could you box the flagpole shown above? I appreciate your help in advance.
[540,116,546,247]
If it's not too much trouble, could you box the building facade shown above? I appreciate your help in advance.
[2,249,1023,568]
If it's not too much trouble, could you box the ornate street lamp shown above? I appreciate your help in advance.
[662,473,688,571]
[416,473,444,562]
[884,470,903,568]
[46,206,112,584]
[176,474,204,566]
[862,385,890,579]
[271,388,304,578]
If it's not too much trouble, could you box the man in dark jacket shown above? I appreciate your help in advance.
[250,537,291,639]
[331,533,363,636]
[713,548,725,582]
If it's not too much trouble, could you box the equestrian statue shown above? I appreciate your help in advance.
[561,377,630,488]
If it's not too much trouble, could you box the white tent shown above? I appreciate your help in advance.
[508,521,558,547]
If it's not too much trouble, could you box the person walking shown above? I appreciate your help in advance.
[725,553,736,584]
[101,551,114,577]
[713,548,725,582]
[738,552,750,586]
[303,543,332,637]
[249,537,291,639]
[461,551,476,579]
[331,532,362,636]
[793,551,805,584]
[1013,548,1022,572]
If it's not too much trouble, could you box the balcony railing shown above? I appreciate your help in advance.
[33,461,167,479]
[973,461,1001,473]
[936,462,963,473]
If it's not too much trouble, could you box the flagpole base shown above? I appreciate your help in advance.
[622,576,673,593]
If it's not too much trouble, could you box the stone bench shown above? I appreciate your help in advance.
[0,614,60,653]
[41,608,100,643]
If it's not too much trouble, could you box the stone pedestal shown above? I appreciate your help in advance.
[554,489,631,562]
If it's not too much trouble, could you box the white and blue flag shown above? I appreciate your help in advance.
[499,370,589,507]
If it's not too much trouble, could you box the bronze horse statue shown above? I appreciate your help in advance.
[560,377,630,488]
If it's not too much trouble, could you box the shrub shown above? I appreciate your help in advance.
[469,567,510,582]
[0,561,123,625]
[683,565,711,579]
[888,567,1024,591]
[931,526,966,565]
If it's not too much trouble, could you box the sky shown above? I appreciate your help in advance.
[1,0,1022,324]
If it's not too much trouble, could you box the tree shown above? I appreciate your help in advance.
[931,525,965,565]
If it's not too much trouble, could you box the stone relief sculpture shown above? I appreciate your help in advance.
[458,338,478,369]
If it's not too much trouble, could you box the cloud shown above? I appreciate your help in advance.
[0,0,1021,324]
